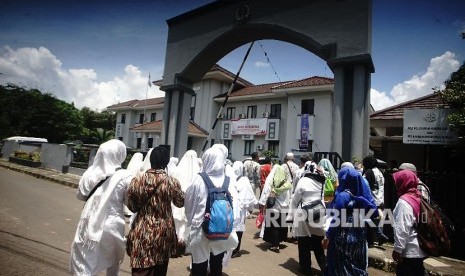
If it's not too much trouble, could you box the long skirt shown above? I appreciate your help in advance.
[263,212,288,245]
[326,222,368,276]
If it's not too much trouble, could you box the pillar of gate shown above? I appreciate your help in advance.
[330,55,373,162]
[161,82,193,157]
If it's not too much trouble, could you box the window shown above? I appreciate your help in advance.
[136,138,142,149]
[270,104,281,119]
[187,137,193,150]
[247,105,257,118]
[244,140,254,155]
[139,114,144,124]
[121,114,126,124]
[147,138,153,148]
[226,107,236,120]
[190,94,196,120]
[268,122,277,139]
[268,141,279,156]
[224,140,232,153]
[223,123,230,139]
[150,113,156,122]
[301,99,315,115]
[118,137,123,141]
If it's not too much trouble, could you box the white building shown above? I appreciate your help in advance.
[107,65,335,161]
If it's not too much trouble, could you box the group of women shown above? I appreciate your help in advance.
[69,140,256,276]
[68,139,426,276]
[259,157,426,276]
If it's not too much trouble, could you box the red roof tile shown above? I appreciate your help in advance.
[107,97,164,109]
[130,120,209,137]
[370,93,448,120]
[216,76,334,98]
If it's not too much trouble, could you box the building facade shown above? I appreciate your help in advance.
[107,65,335,161]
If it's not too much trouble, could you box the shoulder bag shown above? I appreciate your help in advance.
[301,176,326,222]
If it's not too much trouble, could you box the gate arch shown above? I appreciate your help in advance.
[160,0,374,160]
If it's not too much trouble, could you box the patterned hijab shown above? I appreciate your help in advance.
[393,170,420,219]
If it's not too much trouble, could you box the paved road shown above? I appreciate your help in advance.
[0,167,392,275]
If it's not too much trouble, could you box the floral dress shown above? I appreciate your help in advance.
[126,169,184,268]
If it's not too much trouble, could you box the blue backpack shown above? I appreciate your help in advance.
[199,172,234,240]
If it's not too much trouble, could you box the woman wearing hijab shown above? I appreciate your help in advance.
[166,156,179,176]
[392,170,427,276]
[288,161,327,275]
[171,150,201,247]
[322,167,377,276]
[70,139,133,276]
[318,158,338,204]
[126,152,144,177]
[126,146,184,276]
[231,161,258,258]
[184,147,238,276]
[124,152,144,218]
[259,164,292,253]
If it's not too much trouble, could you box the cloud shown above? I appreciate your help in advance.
[370,51,460,111]
[0,46,164,111]
[254,61,270,68]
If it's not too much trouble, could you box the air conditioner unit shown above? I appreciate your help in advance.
[239,113,246,119]
[257,144,263,150]
[217,113,225,119]
[262,112,269,118]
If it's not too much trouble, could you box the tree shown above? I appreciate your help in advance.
[436,62,465,141]
[0,84,116,144]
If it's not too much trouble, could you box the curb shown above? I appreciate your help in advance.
[0,161,79,189]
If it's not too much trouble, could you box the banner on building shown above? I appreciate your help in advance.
[230,118,267,135]
[403,109,458,145]
[300,114,309,149]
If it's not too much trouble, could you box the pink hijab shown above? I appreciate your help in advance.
[393,170,421,219]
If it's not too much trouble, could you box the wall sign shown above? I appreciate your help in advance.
[403,108,458,145]
[230,118,267,135]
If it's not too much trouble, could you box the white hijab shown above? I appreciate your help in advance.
[174,150,200,192]
[232,161,257,209]
[126,152,144,177]
[167,157,179,176]
[202,147,225,187]
[141,148,154,172]
[76,139,130,247]
[78,139,127,197]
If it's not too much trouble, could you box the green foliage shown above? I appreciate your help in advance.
[0,84,116,144]
[13,150,40,161]
[436,62,465,140]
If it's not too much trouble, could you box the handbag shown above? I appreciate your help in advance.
[256,212,265,228]
[301,176,326,222]
[324,177,335,196]
[266,193,276,208]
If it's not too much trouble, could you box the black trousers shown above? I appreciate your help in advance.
[191,252,225,276]
[297,236,327,275]
[233,231,243,254]
[131,261,169,276]
[396,257,425,276]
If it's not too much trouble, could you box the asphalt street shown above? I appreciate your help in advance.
[0,167,392,275]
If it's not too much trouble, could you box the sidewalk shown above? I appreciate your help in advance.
[1,158,465,275]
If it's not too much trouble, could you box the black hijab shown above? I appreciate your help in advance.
[150,146,170,170]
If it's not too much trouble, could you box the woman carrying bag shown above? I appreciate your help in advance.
[287,161,327,275]
[259,165,292,253]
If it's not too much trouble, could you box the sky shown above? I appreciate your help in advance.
[0,0,464,112]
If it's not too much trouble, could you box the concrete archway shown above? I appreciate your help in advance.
[160,0,374,161]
